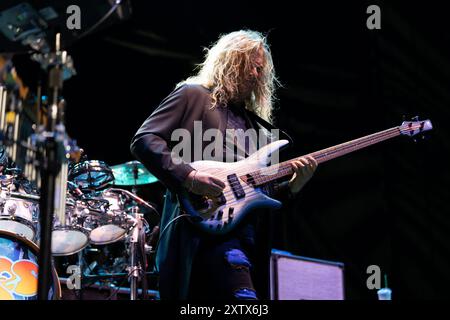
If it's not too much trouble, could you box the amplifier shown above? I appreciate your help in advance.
[270,249,345,300]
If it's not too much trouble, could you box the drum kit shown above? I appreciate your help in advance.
[0,0,155,300]
[0,153,161,300]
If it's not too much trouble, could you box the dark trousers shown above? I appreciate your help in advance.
[187,225,258,300]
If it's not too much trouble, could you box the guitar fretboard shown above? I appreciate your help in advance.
[249,126,402,186]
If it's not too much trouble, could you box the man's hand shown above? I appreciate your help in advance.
[183,170,226,197]
[288,155,318,194]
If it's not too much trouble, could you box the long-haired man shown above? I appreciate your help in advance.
[131,30,317,300]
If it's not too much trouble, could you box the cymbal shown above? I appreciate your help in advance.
[110,160,158,186]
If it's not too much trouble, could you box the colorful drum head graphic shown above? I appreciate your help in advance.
[0,231,60,300]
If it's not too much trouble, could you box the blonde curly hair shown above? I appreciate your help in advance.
[179,30,280,123]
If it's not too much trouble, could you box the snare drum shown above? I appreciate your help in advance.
[51,197,90,256]
[0,179,39,242]
[0,230,61,300]
[87,190,131,245]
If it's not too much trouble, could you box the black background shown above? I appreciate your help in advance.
[2,0,450,299]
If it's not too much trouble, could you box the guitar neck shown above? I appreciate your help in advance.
[251,126,402,186]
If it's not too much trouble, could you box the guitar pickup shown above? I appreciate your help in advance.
[227,174,245,200]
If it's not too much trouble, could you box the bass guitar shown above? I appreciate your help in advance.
[179,119,433,235]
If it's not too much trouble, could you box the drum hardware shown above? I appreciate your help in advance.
[145,225,160,254]
[0,145,7,168]
[80,193,111,212]
[107,187,159,217]
[1,90,21,161]
[82,271,158,280]
[82,186,158,288]
[0,175,14,187]
[9,191,40,202]
[2,160,161,299]
[55,212,154,300]
[1,1,134,300]
[67,180,84,197]
[1,16,80,297]
[3,167,22,175]
[144,244,153,255]
[127,206,147,300]
[71,205,151,300]
[31,33,75,299]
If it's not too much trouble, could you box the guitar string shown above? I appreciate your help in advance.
[188,123,425,214]
[209,126,405,199]
[191,123,419,190]
[215,125,405,183]
[208,127,403,202]
[251,126,405,183]
[196,128,400,215]
[194,123,425,223]
[218,129,398,204]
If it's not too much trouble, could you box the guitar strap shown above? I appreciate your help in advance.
[244,110,295,147]
[244,110,293,196]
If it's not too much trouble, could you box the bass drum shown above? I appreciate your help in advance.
[0,230,61,300]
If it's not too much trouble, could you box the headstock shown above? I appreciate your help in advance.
[400,118,433,138]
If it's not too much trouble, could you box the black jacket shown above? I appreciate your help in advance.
[130,83,293,299]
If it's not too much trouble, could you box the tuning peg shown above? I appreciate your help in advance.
[413,134,429,143]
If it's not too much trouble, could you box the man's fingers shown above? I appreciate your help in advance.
[299,157,317,173]
[210,177,226,189]
[292,159,313,176]
[306,156,318,169]
[291,161,300,173]
[209,189,222,197]
[200,184,221,197]
[207,177,225,197]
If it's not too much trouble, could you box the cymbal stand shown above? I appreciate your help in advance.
[33,32,77,300]
[127,206,145,300]
[132,162,138,195]
[108,187,158,215]
[75,250,84,300]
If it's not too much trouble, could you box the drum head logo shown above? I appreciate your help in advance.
[0,235,53,300]
[0,256,38,300]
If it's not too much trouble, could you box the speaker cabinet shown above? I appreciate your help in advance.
[270,249,345,300]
